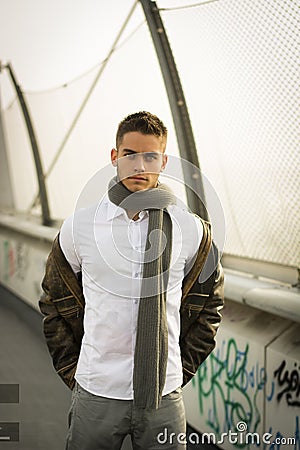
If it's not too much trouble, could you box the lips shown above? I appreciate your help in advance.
[128,176,147,181]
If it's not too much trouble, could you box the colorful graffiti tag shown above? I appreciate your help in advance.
[192,338,266,435]
[191,337,300,449]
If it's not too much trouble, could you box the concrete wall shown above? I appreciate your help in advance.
[183,302,299,449]
[0,219,57,309]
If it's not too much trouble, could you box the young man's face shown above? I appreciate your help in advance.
[111,131,168,192]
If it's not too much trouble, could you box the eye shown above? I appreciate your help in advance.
[144,153,158,162]
[125,153,136,160]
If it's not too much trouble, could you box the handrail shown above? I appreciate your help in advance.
[0,213,58,243]
[224,270,300,324]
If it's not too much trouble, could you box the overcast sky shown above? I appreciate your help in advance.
[0,0,188,107]
[0,1,137,104]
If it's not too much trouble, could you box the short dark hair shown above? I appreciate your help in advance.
[116,111,168,149]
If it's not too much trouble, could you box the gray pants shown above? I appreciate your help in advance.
[66,383,186,450]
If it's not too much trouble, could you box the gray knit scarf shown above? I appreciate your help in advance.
[108,177,175,409]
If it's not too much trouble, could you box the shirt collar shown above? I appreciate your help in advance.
[106,196,124,221]
[105,195,149,222]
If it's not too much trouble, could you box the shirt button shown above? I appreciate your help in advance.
[134,273,139,278]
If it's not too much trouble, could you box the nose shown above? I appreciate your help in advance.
[134,154,145,173]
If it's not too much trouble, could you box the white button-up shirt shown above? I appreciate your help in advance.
[60,196,203,399]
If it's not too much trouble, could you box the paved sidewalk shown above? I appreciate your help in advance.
[0,286,71,450]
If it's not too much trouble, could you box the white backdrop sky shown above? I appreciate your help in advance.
[0,0,186,106]
[0,0,144,106]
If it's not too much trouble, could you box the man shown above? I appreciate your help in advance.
[39,111,224,450]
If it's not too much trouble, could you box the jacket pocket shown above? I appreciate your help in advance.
[180,303,204,338]
[186,304,203,316]
[53,295,81,317]
[183,292,208,315]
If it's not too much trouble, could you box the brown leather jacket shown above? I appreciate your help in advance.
[39,219,224,390]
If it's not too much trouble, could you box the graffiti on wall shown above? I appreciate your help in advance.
[273,360,300,407]
[191,337,300,449]
[264,416,299,450]
[2,240,29,282]
[192,338,266,435]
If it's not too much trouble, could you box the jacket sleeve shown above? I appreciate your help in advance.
[39,236,84,389]
[180,243,224,386]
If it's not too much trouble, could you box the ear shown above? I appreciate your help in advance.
[111,148,118,167]
[161,154,168,171]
